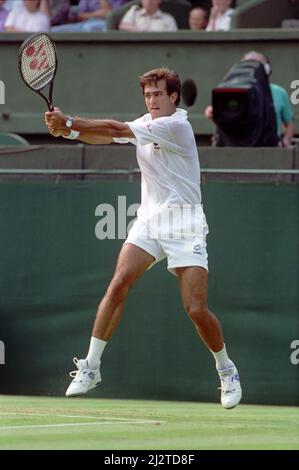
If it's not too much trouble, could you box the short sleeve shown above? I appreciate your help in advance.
[127,117,182,152]
[119,5,138,26]
[112,137,137,145]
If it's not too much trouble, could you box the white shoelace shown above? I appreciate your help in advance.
[69,357,91,382]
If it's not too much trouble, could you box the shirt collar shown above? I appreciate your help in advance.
[140,8,163,19]
[146,108,188,121]
[174,108,188,120]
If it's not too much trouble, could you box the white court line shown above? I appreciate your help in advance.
[0,412,166,430]
[0,420,164,431]
[0,412,165,423]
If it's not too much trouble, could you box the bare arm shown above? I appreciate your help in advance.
[206,6,218,31]
[71,117,134,138]
[39,0,50,17]
[46,127,113,144]
[75,132,113,144]
[282,120,295,147]
[5,26,21,32]
[45,109,134,143]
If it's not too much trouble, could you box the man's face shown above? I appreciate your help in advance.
[189,8,208,30]
[144,79,177,119]
[24,0,40,13]
[141,0,161,15]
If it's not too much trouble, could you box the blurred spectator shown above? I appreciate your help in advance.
[0,0,8,31]
[40,0,72,27]
[281,19,299,28]
[5,0,50,32]
[51,0,111,32]
[119,0,178,32]
[189,6,209,30]
[205,51,295,147]
[281,0,299,27]
[206,0,233,31]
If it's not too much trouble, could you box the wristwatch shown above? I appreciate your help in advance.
[65,115,74,129]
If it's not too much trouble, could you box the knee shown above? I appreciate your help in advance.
[106,271,134,301]
[185,301,208,324]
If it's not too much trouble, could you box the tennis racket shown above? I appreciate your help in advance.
[18,33,58,112]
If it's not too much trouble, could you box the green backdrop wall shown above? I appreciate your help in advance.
[0,180,298,405]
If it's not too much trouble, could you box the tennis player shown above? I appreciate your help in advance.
[45,68,242,409]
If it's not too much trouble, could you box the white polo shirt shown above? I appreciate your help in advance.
[114,109,202,223]
[120,5,178,32]
[206,8,234,31]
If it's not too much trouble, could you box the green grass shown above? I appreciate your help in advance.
[0,395,298,450]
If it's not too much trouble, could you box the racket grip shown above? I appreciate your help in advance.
[48,102,54,112]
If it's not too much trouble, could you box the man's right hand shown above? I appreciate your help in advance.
[44,107,70,137]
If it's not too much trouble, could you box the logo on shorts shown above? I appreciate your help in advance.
[193,244,202,255]
[153,142,160,150]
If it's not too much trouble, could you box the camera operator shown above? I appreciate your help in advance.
[205,51,295,147]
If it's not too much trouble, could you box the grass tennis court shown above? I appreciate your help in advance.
[0,395,298,450]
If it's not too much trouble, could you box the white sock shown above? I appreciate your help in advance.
[85,337,107,370]
[210,344,234,371]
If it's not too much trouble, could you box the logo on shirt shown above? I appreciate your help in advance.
[146,122,153,134]
[193,244,202,255]
[153,142,160,150]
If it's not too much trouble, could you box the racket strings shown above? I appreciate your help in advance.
[20,34,56,91]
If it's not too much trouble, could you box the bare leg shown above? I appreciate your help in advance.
[176,266,224,352]
[176,266,242,409]
[65,244,155,397]
[92,243,155,340]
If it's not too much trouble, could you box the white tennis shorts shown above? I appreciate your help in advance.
[124,205,209,276]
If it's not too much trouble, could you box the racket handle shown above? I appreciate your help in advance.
[48,102,54,112]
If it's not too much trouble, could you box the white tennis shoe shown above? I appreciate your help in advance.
[65,358,101,397]
[218,365,242,409]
